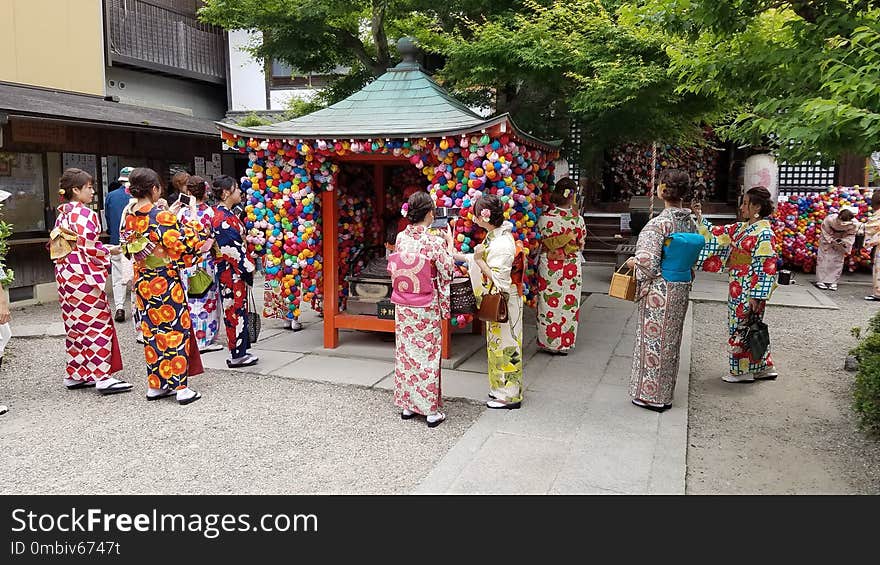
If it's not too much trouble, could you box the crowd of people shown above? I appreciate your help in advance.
[389,170,790,426]
[8,165,867,424]
[46,166,259,407]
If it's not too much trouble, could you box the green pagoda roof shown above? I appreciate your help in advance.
[217,41,560,151]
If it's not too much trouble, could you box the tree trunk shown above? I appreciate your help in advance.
[372,0,390,70]
[330,27,385,77]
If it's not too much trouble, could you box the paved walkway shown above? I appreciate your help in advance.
[415,293,691,494]
[12,264,865,494]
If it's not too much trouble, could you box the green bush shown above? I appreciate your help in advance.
[852,311,880,436]
[236,112,272,127]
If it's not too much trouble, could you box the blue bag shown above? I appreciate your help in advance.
[661,232,705,282]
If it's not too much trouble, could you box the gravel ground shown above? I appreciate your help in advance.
[0,304,483,495]
[687,280,880,494]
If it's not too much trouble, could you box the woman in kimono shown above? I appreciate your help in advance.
[536,177,586,355]
[693,186,779,383]
[624,170,699,411]
[454,194,524,409]
[121,167,206,405]
[177,176,222,352]
[210,175,259,368]
[390,191,455,427]
[862,196,880,301]
[53,168,131,394]
[814,207,858,291]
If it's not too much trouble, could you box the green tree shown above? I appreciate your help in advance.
[199,0,523,105]
[416,0,724,175]
[637,0,880,163]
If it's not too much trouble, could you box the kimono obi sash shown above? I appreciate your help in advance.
[727,248,753,271]
[541,234,579,261]
[661,232,705,282]
[388,251,436,307]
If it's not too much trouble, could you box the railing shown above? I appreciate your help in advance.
[105,0,226,84]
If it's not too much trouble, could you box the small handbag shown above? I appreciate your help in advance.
[187,268,214,299]
[742,313,770,360]
[609,265,637,301]
[477,282,509,323]
[450,277,476,314]
[246,286,261,344]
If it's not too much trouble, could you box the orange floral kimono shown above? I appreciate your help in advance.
[121,204,206,391]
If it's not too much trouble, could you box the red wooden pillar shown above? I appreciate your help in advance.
[441,318,451,359]
[323,172,339,349]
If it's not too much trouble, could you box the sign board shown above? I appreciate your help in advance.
[203,153,221,181]
[62,153,98,179]
[620,213,631,232]
[12,121,68,145]
[194,156,205,177]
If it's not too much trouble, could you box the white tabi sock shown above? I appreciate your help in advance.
[64,377,90,388]
[176,387,196,401]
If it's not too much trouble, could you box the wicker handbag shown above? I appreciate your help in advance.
[450,277,476,314]
[609,265,637,301]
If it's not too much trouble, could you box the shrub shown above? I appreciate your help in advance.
[852,311,880,435]
[236,112,272,127]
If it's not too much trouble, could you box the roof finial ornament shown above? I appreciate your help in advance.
[397,36,419,64]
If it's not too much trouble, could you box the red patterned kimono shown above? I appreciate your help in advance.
[392,224,454,416]
[211,205,256,360]
[122,204,205,391]
[53,202,123,383]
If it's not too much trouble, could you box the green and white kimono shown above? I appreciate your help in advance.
[468,223,524,403]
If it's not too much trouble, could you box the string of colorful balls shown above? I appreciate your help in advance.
[771,186,874,273]
[222,131,557,327]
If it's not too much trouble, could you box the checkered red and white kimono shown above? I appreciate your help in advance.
[53,202,123,383]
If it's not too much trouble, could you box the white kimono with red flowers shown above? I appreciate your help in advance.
[697,218,778,376]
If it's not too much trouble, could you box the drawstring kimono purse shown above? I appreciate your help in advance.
[187,268,214,299]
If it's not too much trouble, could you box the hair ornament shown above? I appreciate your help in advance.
[401,203,409,217]
[480,208,491,221]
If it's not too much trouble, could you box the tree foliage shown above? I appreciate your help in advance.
[199,0,523,105]
[415,0,724,173]
[637,0,880,163]
[201,0,879,177]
